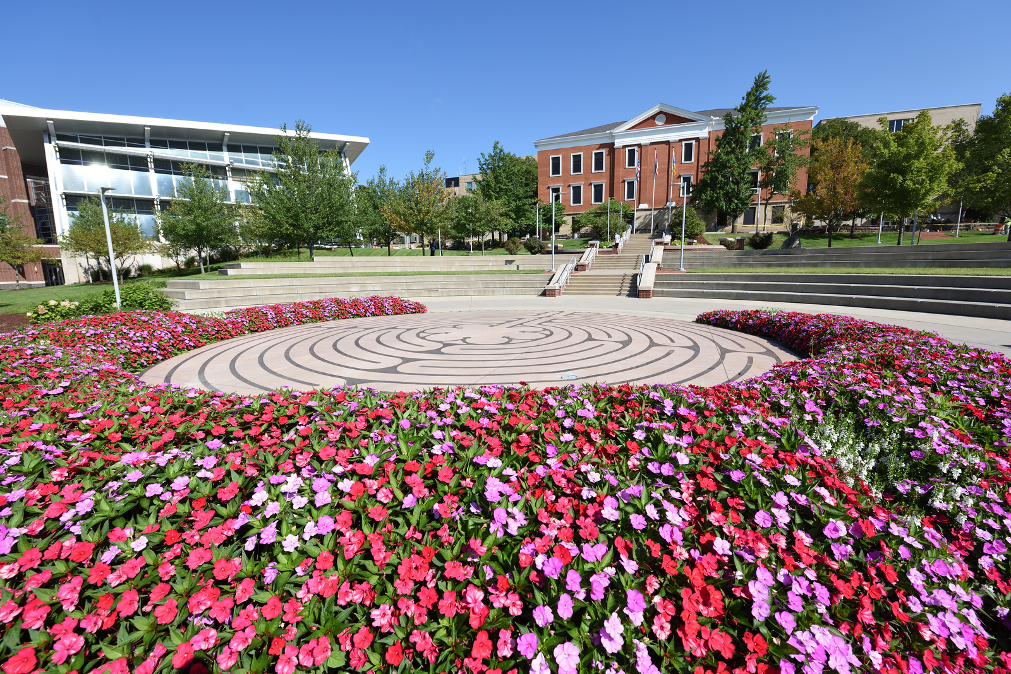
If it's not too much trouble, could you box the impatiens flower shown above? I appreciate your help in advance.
[754,510,773,527]
[281,534,299,553]
[497,629,514,658]
[565,569,582,592]
[517,632,539,658]
[776,611,797,635]
[530,653,551,674]
[532,605,553,627]
[554,642,580,674]
[600,612,624,653]
[630,514,647,530]
[557,593,573,619]
[543,556,563,579]
[823,520,846,539]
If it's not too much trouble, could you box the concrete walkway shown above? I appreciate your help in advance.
[416,295,1011,356]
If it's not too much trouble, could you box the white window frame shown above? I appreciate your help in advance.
[773,129,793,156]
[548,185,562,203]
[681,141,695,164]
[549,155,562,177]
[570,183,583,206]
[749,169,760,193]
[625,147,637,169]
[624,179,636,201]
[679,174,694,198]
[591,150,605,173]
[749,133,763,151]
[570,152,583,175]
[590,182,605,204]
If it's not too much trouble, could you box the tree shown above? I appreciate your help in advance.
[860,110,961,244]
[573,201,633,242]
[381,150,451,256]
[669,206,707,241]
[158,163,235,273]
[693,71,775,230]
[445,193,508,253]
[0,195,44,290]
[757,127,809,232]
[791,137,868,247]
[476,142,538,236]
[245,121,357,260]
[950,93,1011,221]
[357,167,402,255]
[540,198,567,236]
[61,196,150,281]
[813,118,880,155]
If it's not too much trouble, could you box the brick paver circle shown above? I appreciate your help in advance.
[141,311,793,393]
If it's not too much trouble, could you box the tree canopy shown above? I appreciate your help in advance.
[791,137,869,246]
[159,163,235,273]
[950,93,1011,220]
[357,166,402,255]
[445,193,508,252]
[61,197,150,281]
[381,151,451,255]
[476,142,538,235]
[0,195,44,289]
[693,71,775,228]
[757,127,809,231]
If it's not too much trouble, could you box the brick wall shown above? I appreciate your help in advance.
[0,126,48,285]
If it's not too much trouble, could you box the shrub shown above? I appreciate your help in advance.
[746,231,774,249]
[183,255,197,269]
[137,263,154,276]
[523,237,545,254]
[670,206,707,240]
[502,237,523,254]
[28,283,172,323]
[25,299,83,322]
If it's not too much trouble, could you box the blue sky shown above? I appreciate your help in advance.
[3,0,1008,182]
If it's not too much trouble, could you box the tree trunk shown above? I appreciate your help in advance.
[347,240,354,257]
[827,221,833,248]
[387,239,392,256]
[309,239,315,262]
[896,219,904,245]
[849,218,856,238]
[198,246,205,274]
[14,266,20,291]
[421,234,426,255]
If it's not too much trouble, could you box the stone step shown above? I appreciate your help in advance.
[653,279,1011,304]
[655,273,1011,290]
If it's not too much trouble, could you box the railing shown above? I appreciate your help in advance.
[583,243,598,269]
[615,230,630,254]
[557,255,578,289]
[637,240,655,281]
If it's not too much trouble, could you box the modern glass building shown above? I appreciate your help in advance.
[0,99,369,285]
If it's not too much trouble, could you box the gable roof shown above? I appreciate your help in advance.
[537,105,816,142]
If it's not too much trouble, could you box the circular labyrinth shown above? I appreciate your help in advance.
[141,311,794,393]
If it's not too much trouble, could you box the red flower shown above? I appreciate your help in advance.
[117,589,139,616]
[88,562,112,585]
[171,642,194,669]
[368,505,388,521]
[472,630,493,659]
[154,598,178,625]
[16,548,41,570]
[386,641,404,666]
[2,647,36,674]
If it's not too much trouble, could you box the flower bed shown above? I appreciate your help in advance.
[0,306,1009,674]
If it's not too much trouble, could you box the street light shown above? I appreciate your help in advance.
[679,181,692,272]
[551,189,565,271]
[99,187,122,311]
[467,209,473,253]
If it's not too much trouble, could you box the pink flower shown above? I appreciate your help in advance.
[216,646,238,670]
[497,629,514,658]
[51,633,84,665]
[229,625,256,651]
[557,593,573,619]
[517,632,539,659]
[776,611,797,635]
[565,570,582,592]
[554,641,580,674]
[823,520,846,539]
[190,628,218,651]
[543,556,563,579]
[276,645,298,674]
[533,605,553,627]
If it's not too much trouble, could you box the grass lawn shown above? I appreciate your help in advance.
[741,230,1010,249]
[0,278,168,316]
[188,270,548,281]
[688,267,1011,276]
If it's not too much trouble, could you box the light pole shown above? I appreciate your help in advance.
[679,181,691,272]
[551,190,565,271]
[99,187,121,311]
[606,197,612,241]
[954,193,963,238]
[468,209,473,253]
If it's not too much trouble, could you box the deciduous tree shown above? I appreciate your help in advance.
[476,142,538,236]
[158,163,235,273]
[791,137,868,247]
[0,195,44,290]
[358,166,402,255]
[693,71,775,230]
[950,93,1011,221]
[757,127,809,232]
[381,151,451,255]
[61,196,150,281]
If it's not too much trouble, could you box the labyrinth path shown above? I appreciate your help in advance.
[141,311,793,393]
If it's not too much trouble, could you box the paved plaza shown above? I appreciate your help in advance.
[142,309,794,393]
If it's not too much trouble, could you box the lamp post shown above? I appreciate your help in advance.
[606,197,612,241]
[551,190,565,271]
[954,193,963,238]
[99,187,121,311]
[679,181,691,272]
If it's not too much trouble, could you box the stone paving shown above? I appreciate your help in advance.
[141,310,793,393]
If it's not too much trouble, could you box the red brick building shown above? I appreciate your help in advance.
[533,103,817,232]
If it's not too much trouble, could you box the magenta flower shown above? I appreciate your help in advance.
[629,514,647,530]
[543,557,563,579]
[565,570,582,592]
[553,641,580,674]
[557,593,573,619]
[517,633,539,658]
[533,605,553,627]
[754,510,773,527]
[600,612,624,653]
[776,611,797,635]
[823,520,846,539]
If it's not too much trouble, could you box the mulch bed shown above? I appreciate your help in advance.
[0,313,29,333]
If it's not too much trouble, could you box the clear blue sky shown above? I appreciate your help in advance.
[3,0,1008,182]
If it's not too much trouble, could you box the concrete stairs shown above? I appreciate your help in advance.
[163,274,550,311]
[562,272,635,296]
[218,256,552,274]
[660,241,1011,269]
[652,273,1011,320]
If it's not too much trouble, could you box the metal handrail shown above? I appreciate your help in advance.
[584,244,598,269]
[614,229,630,254]
[558,255,578,288]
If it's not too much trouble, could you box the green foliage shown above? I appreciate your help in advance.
[746,231,774,249]
[575,201,633,242]
[694,71,775,227]
[0,195,44,290]
[158,163,234,273]
[502,238,522,254]
[245,121,357,260]
[444,192,509,253]
[382,150,451,254]
[757,127,810,230]
[950,93,1011,220]
[476,142,538,234]
[27,282,171,322]
[523,237,545,254]
[541,199,567,233]
[813,118,881,156]
[61,197,150,281]
[860,110,961,221]
[358,166,401,254]
[670,206,707,240]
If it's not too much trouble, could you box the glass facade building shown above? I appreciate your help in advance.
[0,101,369,283]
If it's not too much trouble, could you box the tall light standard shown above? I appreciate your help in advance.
[467,209,473,253]
[99,187,122,311]
[606,197,612,241]
[679,180,691,272]
[550,189,565,271]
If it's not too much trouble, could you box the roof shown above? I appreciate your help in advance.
[538,106,816,142]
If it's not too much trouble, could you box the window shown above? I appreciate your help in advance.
[570,184,582,206]
[744,207,757,225]
[749,170,760,192]
[591,183,604,204]
[749,133,762,151]
[445,177,460,188]
[888,118,913,133]
[771,205,786,224]
[681,141,694,164]
[549,186,561,202]
[625,147,637,169]
[679,174,693,198]
[774,130,793,156]
[592,150,605,172]
[466,181,474,191]
[571,153,582,174]
[624,180,636,201]
[549,155,561,176]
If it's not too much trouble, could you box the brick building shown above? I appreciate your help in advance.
[533,103,817,233]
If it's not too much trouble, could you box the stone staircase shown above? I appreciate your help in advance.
[558,234,652,296]
[651,273,1011,320]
